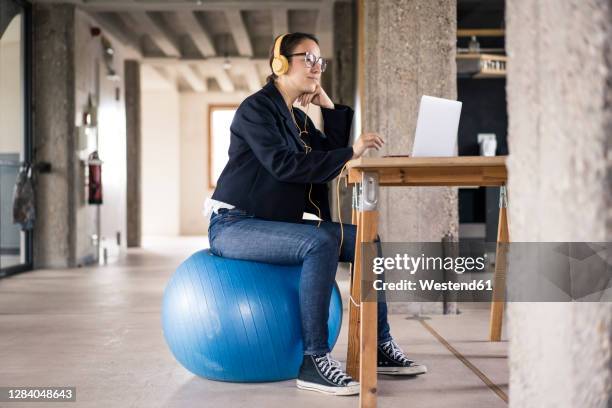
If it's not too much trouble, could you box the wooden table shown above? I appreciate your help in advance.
[343,156,509,408]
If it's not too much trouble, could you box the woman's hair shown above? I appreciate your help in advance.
[266,32,320,83]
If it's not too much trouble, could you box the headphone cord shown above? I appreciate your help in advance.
[289,102,353,265]
[338,160,361,309]
[289,104,325,230]
[294,106,358,308]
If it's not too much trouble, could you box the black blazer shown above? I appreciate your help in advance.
[211,81,355,223]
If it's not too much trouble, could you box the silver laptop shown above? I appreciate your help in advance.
[411,95,462,157]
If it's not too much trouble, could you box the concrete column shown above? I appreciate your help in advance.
[332,1,357,108]
[362,0,458,314]
[125,60,141,248]
[32,4,76,268]
[330,0,357,224]
[505,0,612,406]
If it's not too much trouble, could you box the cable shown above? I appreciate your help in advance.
[336,161,360,308]
[288,97,351,258]
[277,83,359,305]
[290,104,324,229]
[295,103,358,307]
[336,161,350,252]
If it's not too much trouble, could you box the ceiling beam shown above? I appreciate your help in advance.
[142,57,268,67]
[211,67,235,92]
[152,66,174,86]
[242,64,263,93]
[126,12,180,57]
[271,8,289,39]
[33,0,324,11]
[89,12,141,57]
[143,57,267,93]
[254,59,271,84]
[229,59,264,92]
[175,12,216,57]
[224,9,253,57]
[176,65,207,92]
[140,65,177,88]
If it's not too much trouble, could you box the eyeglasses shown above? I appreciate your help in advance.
[286,52,328,72]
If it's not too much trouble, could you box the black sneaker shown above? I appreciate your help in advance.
[296,354,360,396]
[377,339,428,375]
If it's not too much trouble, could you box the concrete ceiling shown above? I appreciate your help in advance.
[31,0,502,91]
[33,0,340,93]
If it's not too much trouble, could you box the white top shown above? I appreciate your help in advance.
[203,197,235,217]
[202,196,322,221]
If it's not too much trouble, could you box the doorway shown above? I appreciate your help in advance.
[0,0,32,277]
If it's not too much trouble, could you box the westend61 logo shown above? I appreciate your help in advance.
[372,253,487,275]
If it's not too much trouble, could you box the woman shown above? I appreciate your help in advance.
[205,33,427,396]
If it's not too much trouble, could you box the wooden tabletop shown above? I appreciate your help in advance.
[345,155,507,187]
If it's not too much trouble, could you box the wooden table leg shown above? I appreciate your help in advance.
[489,185,509,341]
[347,189,362,379]
[346,172,380,407]
[359,211,379,408]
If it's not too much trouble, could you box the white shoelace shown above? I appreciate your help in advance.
[328,355,342,368]
[381,340,412,365]
[315,354,352,385]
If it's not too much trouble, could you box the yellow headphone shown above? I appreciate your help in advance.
[271,34,289,76]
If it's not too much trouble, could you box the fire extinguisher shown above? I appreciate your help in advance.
[88,151,103,205]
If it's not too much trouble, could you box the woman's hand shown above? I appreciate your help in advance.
[297,83,334,109]
[352,132,385,159]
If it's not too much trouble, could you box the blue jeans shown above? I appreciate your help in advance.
[208,207,392,355]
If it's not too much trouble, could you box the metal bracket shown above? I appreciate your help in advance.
[499,185,508,209]
[359,171,379,211]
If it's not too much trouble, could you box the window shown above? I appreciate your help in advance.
[208,105,238,188]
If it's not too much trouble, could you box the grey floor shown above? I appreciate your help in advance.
[0,237,508,408]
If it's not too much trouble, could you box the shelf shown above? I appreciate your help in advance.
[457,53,507,78]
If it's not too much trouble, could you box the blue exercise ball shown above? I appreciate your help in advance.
[161,249,343,382]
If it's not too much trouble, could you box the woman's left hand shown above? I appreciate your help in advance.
[297,83,334,109]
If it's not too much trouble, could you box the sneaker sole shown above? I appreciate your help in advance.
[377,365,428,376]
[296,379,360,396]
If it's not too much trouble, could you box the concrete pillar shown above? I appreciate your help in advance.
[125,60,141,247]
[32,4,76,268]
[505,0,612,406]
[362,0,458,314]
[330,0,357,224]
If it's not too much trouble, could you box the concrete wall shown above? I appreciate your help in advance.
[74,10,129,263]
[32,4,76,268]
[362,0,458,314]
[505,0,612,406]
[141,85,181,237]
[331,0,357,224]
[140,83,327,237]
[32,5,130,267]
[179,91,250,235]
